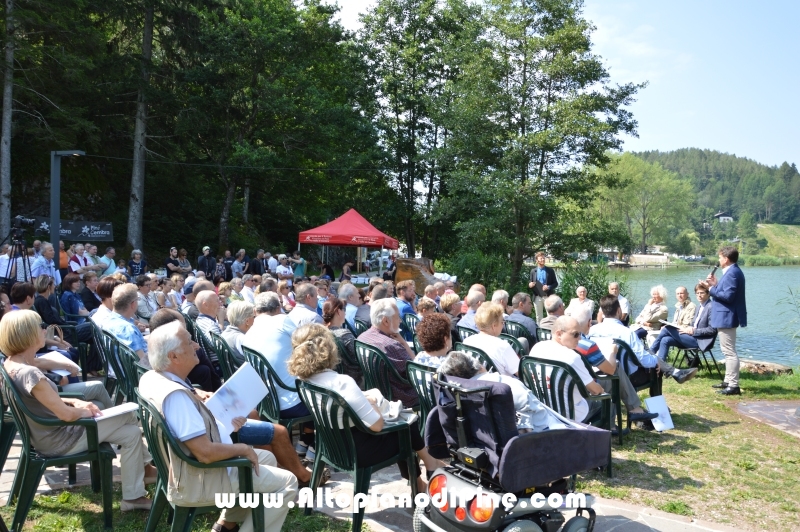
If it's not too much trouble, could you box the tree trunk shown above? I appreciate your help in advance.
[242,178,250,224]
[126,4,153,250]
[218,176,236,251]
[0,0,14,238]
[512,205,524,283]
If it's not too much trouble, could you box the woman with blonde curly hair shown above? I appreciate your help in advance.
[288,324,444,492]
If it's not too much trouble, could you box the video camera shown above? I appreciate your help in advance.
[12,215,35,229]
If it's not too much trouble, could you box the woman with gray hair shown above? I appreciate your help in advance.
[632,284,668,342]
[128,249,147,278]
[221,301,255,364]
[439,351,566,433]
[565,286,594,319]
[254,291,282,316]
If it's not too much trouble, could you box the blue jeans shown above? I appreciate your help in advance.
[650,327,699,361]
[237,420,275,445]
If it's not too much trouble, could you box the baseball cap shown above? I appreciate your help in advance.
[202,246,210,252]
[278,254,287,260]
[170,246,177,251]
[184,279,196,295]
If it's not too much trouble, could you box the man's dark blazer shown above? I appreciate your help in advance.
[709,263,747,329]
[690,301,717,351]
[80,286,101,313]
[529,265,558,297]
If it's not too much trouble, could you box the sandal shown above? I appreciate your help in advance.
[298,466,332,489]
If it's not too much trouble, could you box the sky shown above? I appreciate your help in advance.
[323,0,800,168]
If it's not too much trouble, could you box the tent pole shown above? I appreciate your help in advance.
[379,246,384,278]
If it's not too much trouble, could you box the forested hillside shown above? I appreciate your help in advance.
[635,148,800,224]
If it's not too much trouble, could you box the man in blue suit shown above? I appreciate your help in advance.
[649,283,717,366]
[705,246,747,395]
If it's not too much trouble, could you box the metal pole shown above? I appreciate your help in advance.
[49,152,60,246]
[379,246,384,277]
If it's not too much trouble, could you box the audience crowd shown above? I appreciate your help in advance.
[0,240,737,530]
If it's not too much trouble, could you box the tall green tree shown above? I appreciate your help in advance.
[441,0,642,280]
[596,153,692,253]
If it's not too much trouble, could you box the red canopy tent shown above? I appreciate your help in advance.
[298,209,399,249]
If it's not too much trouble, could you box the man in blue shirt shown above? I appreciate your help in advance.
[103,283,150,368]
[395,280,417,341]
[457,291,484,333]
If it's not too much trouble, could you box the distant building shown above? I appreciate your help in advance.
[714,211,734,224]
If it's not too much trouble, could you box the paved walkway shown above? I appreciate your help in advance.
[313,465,740,532]
[735,400,800,439]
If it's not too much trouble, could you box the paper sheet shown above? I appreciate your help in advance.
[95,402,139,421]
[644,395,674,432]
[203,362,268,432]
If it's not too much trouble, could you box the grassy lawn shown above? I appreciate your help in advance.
[2,365,799,531]
[758,223,800,257]
[0,486,356,531]
[577,364,800,531]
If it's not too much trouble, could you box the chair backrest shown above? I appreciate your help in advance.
[343,319,358,337]
[209,331,240,380]
[454,342,498,373]
[503,320,536,346]
[412,334,423,355]
[241,346,286,423]
[613,338,644,370]
[519,356,588,420]
[403,314,420,336]
[295,380,365,472]
[353,319,369,337]
[457,326,477,342]
[499,333,525,358]
[406,361,435,432]
[117,341,144,393]
[537,328,552,342]
[180,311,197,341]
[353,340,406,401]
[101,331,129,398]
[90,321,112,378]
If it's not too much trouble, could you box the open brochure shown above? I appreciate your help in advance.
[95,402,139,421]
[364,388,419,425]
[658,319,678,328]
[204,362,268,433]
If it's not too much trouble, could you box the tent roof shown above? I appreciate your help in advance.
[298,209,399,249]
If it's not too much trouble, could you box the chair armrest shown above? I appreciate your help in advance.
[58,392,87,399]
[587,393,611,402]
[189,457,253,470]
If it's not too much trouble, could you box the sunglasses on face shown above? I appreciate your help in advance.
[561,330,581,339]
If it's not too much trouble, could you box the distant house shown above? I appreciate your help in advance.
[714,211,734,224]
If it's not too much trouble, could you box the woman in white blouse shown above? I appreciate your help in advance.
[288,324,444,492]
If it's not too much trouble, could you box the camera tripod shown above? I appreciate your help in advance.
[0,227,31,287]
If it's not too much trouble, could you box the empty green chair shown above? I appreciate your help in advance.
[454,342,498,373]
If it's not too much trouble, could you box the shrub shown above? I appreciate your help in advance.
[557,261,631,318]
[437,251,527,295]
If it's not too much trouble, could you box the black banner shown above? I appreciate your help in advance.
[32,217,114,242]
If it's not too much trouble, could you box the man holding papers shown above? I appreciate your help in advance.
[140,321,307,532]
[648,284,716,368]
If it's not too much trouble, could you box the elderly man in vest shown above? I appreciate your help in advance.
[139,321,297,532]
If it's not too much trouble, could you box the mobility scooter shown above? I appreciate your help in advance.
[413,374,610,532]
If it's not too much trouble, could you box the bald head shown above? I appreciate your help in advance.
[193,280,214,295]
[469,284,486,296]
[553,316,581,349]
[195,290,220,316]
[465,290,485,310]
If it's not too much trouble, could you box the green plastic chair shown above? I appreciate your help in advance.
[412,334,423,355]
[101,331,132,403]
[0,365,115,530]
[403,313,420,336]
[613,339,663,398]
[117,341,147,392]
[241,346,313,434]
[457,325,477,342]
[90,321,117,401]
[503,319,536,348]
[296,380,418,532]
[353,319,369,337]
[500,333,526,358]
[353,341,413,402]
[537,327,552,342]
[453,342,498,373]
[136,391,263,532]
[405,361,436,436]
[579,356,624,445]
[209,331,242,380]
[179,311,198,342]
[519,356,613,477]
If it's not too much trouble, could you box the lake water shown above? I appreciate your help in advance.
[615,265,800,366]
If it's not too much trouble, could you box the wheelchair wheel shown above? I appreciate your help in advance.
[413,505,431,532]
[562,515,590,532]
[502,520,544,532]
